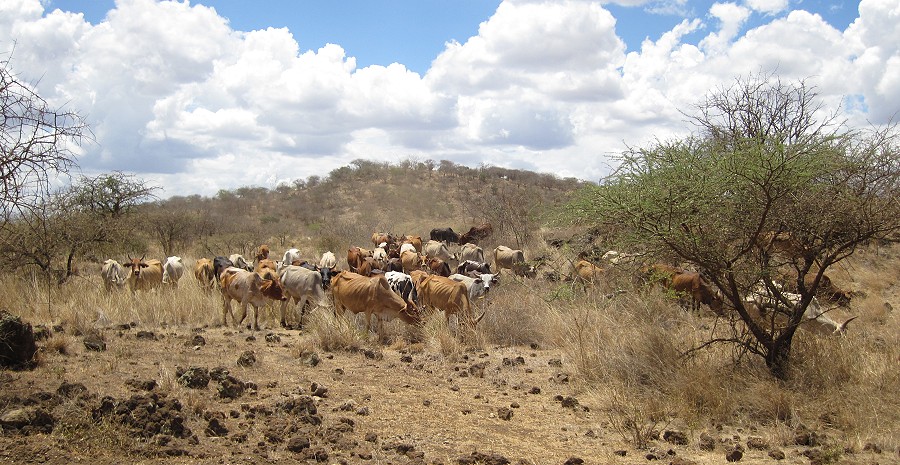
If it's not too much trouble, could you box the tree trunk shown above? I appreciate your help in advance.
[765,334,795,380]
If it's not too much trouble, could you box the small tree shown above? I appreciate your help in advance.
[570,74,900,379]
[1,53,88,225]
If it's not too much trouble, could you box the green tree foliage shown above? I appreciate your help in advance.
[569,74,900,379]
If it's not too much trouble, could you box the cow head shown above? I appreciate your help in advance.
[125,255,148,278]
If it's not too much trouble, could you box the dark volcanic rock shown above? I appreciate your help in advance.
[0,407,55,434]
[237,350,257,367]
[664,430,689,445]
[0,310,37,369]
[457,451,510,465]
[177,367,210,389]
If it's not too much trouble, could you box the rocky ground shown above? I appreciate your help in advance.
[1,323,897,465]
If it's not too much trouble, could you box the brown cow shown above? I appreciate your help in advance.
[356,257,383,277]
[574,259,604,285]
[122,256,164,293]
[254,258,278,274]
[426,257,451,277]
[347,247,372,272]
[220,268,287,330]
[372,232,395,247]
[410,271,483,333]
[803,274,851,307]
[670,271,724,315]
[330,271,420,336]
[255,244,270,261]
[400,250,425,274]
[194,258,216,293]
[401,235,423,253]
[458,223,493,245]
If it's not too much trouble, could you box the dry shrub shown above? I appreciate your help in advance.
[602,383,674,450]
[421,312,464,360]
[43,332,72,355]
[305,310,366,352]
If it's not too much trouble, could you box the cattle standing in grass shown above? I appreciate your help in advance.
[457,260,492,276]
[430,227,459,245]
[347,247,372,273]
[101,259,127,292]
[229,254,253,271]
[122,256,164,293]
[281,248,302,269]
[372,232,395,247]
[802,274,851,307]
[400,250,425,274]
[194,258,216,292]
[449,273,499,302]
[385,271,418,304]
[574,259,604,285]
[255,258,278,274]
[330,271,420,336]
[402,235,423,253]
[410,271,483,333]
[671,271,724,315]
[424,240,455,263]
[746,283,856,335]
[426,257,451,277]
[212,256,234,283]
[220,268,287,330]
[458,223,493,245]
[493,246,536,278]
[459,243,485,263]
[162,256,185,288]
[278,265,329,328]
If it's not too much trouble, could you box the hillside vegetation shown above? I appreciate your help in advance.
[1,160,899,464]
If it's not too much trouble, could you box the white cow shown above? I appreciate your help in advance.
[278,265,329,328]
[449,273,499,302]
[100,259,127,292]
[423,240,455,262]
[229,254,254,271]
[385,271,418,304]
[399,243,417,255]
[162,256,185,287]
[459,243,485,263]
[319,251,337,269]
[745,282,856,335]
[493,246,536,278]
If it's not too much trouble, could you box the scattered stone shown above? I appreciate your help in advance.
[725,445,743,462]
[767,449,785,460]
[365,432,378,442]
[456,451,510,465]
[82,331,106,352]
[245,335,256,342]
[286,436,311,453]
[670,457,697,465]
[497,407,513,421]
[400,354,413,363]
[613,450,627,456]
[209,366,229,381]
[548,358,562,367]
[362,348,382,360]
[56,381,88,398]
[310,382,328,397]
[0,311,38,369]
[528,386,541,395]
[699,432,716,451]
[356,406,370,416]
[300,352,322,367]
[136,330,157,340]
[469,362,488,378]
[217,375,246,399]
[663,430,689,445]
[264,333,281,343]
[0,407,55,434]
[563,457,584,465]
[205,418,229,437]
[552,372,569,384]
[746,436,768,450]
[863,442,882,454]
[502,356,525,366]
[32,325,50,341]
[177,367,211,389]
[237,350,257,367]
[125,378,157,391]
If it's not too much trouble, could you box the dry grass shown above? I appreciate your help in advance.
[3,244,899,456]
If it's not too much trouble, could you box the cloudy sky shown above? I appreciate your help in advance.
[2,0,896,198]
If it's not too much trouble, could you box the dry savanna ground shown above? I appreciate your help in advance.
[1,241,899,465]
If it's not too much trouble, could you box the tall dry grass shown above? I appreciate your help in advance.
[3,243,898,452]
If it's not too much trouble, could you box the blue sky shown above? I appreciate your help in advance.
[3,0,894,197]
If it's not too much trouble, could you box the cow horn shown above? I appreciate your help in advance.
[837,316,858,334]
[475,311,486,325]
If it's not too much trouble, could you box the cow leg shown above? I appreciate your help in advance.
[296,296,309,329]
[250,305,260,331]
[236,301,248,328]
[222,298,233,326]
[279,299,290,328]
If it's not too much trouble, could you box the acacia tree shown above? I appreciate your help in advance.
[571,75,900,379]
[1,53,88,226]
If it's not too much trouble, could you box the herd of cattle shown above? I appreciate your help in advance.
[96,224,857,337]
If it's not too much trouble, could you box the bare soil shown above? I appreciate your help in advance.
[2,322,896,465]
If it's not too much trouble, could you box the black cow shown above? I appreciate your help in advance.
[212,256,234,283]
[456,260,492,275]
[298,261,336,291]
[430,227,459,244]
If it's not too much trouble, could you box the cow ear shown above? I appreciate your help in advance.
[474,278,483,284]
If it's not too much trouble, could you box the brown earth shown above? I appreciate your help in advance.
[2,321,896,465]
